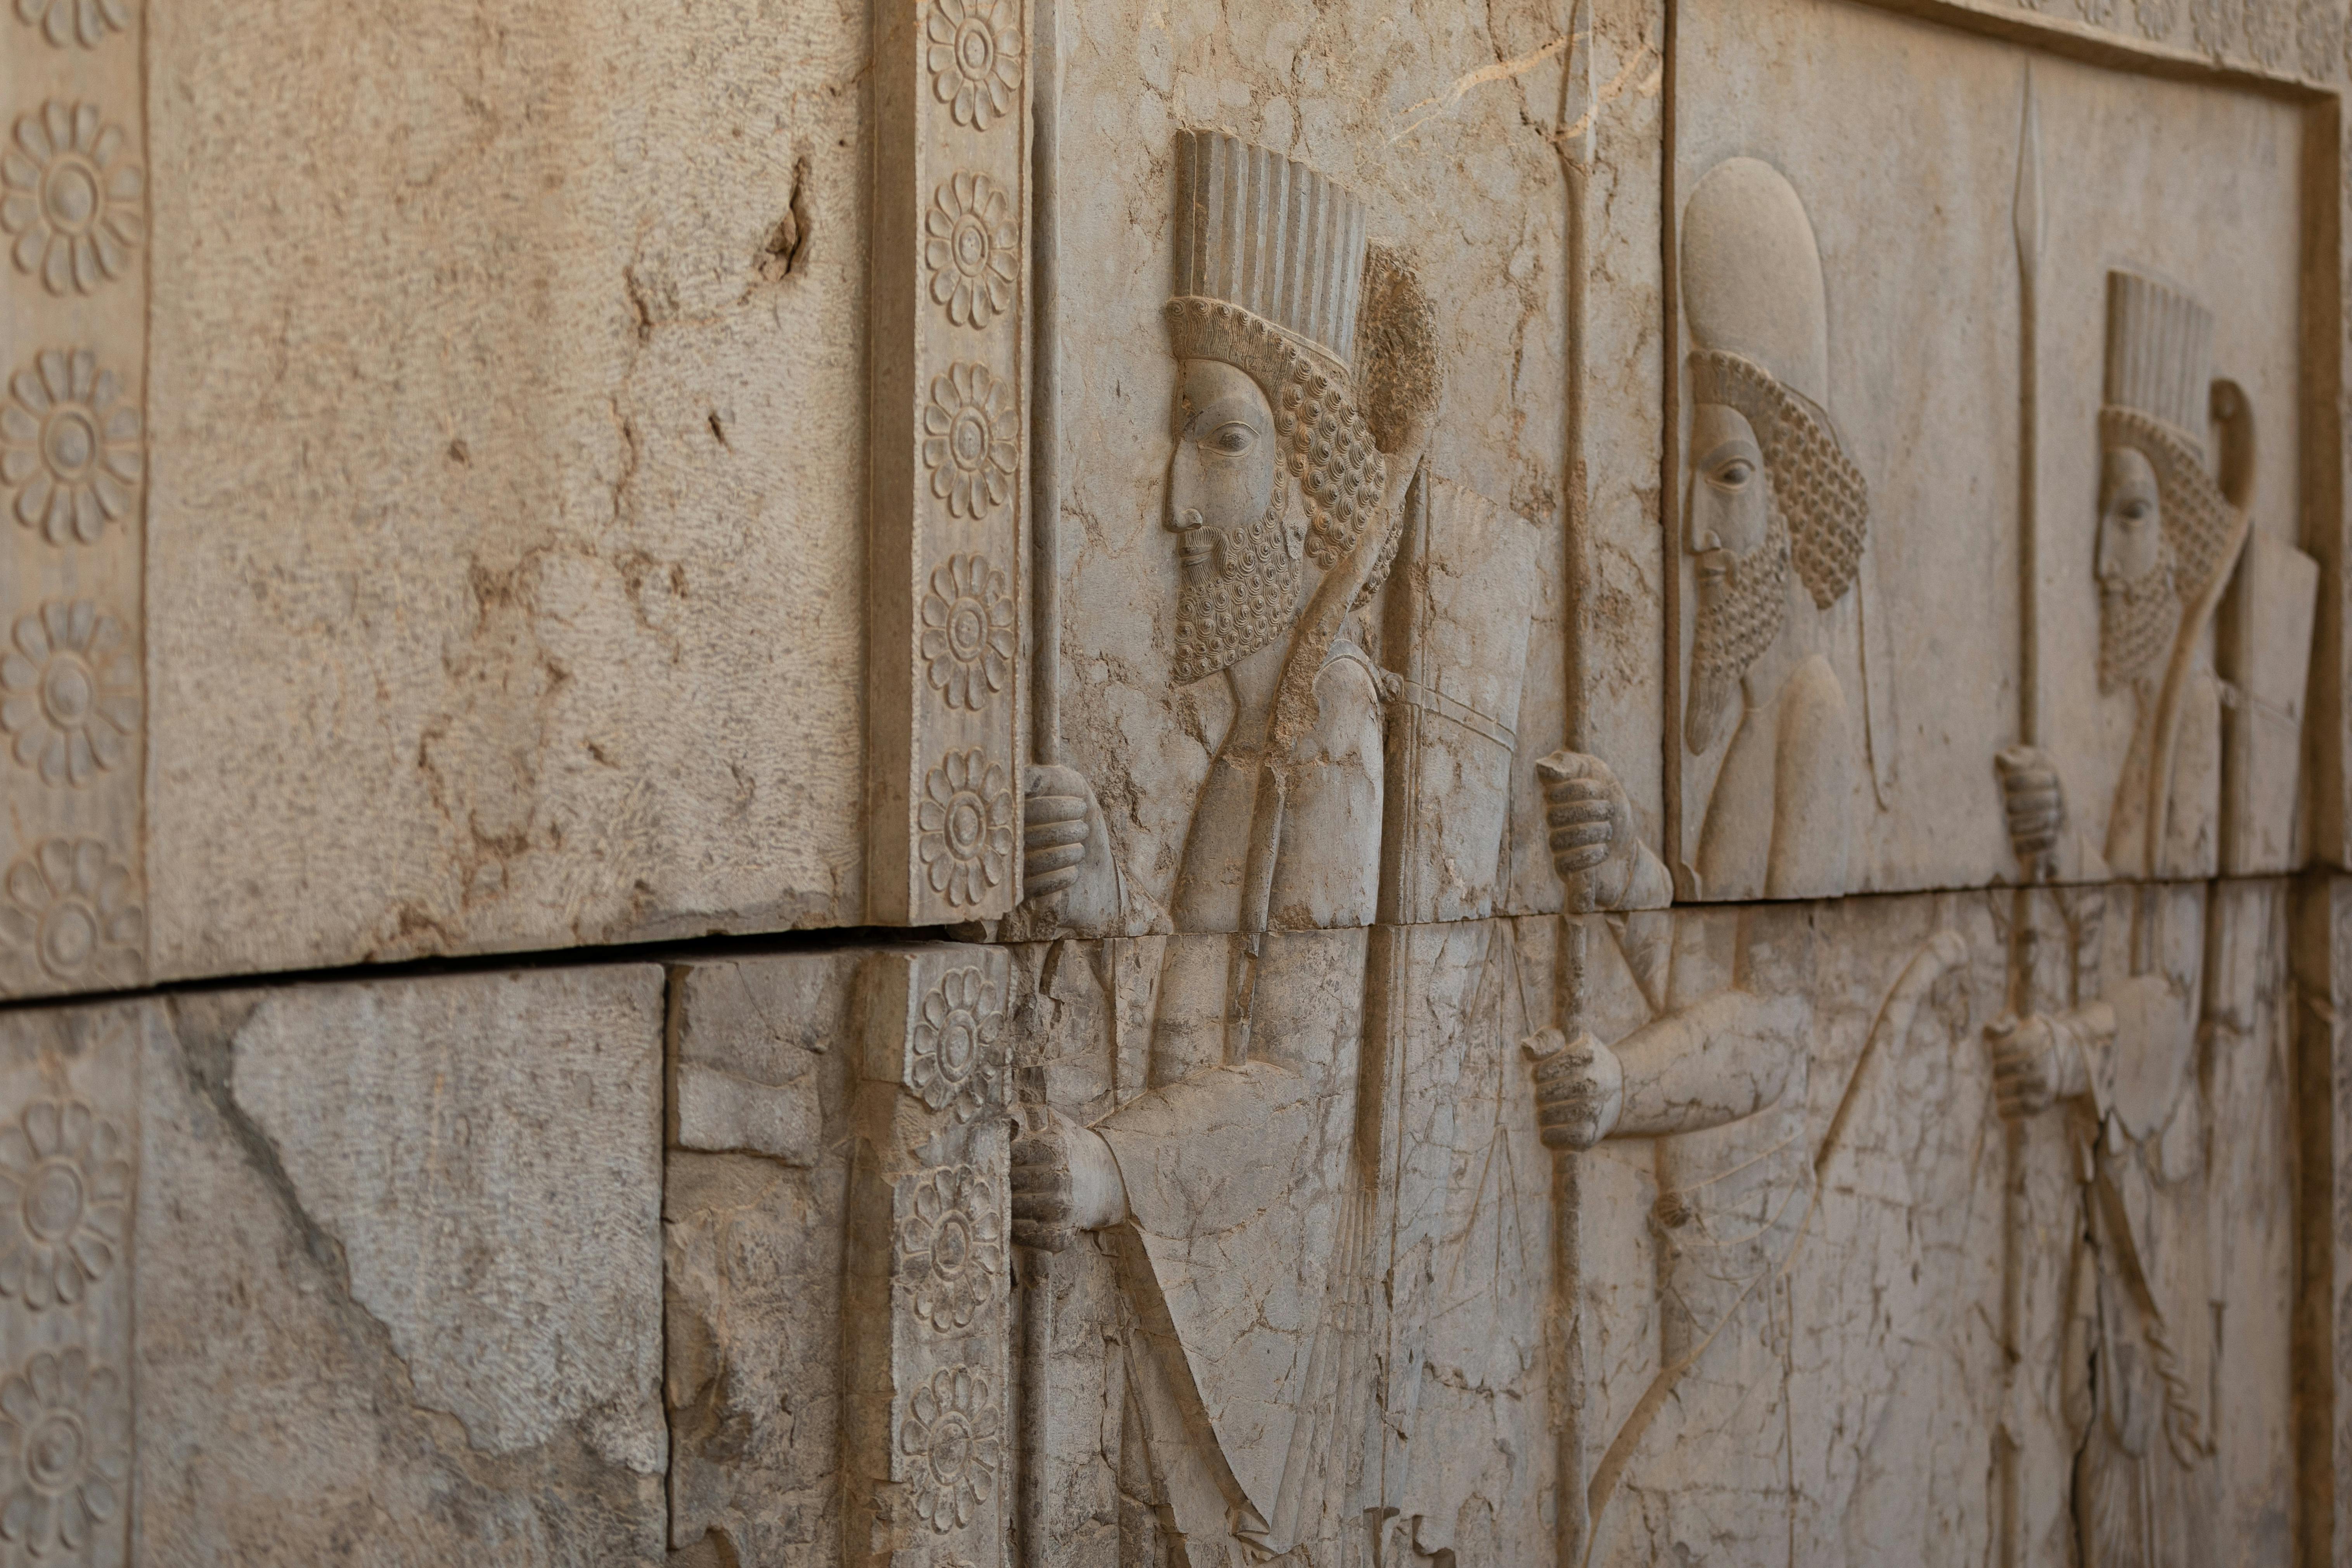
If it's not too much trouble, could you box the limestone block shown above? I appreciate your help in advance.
[128,0,870,984]
[122,964,667,1563]
[666,953,852,1163]
[662,952,859,1563]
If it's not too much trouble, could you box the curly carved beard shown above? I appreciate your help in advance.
[1171,481,1301,685]
[1685,506,1792,755]
[2098,540,2177,695]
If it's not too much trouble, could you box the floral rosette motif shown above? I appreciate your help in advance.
[0,1348,127,1560]
[900,1364,1001,1532]
[916,750,1013,909]
[909,964,1006,1122]
[0,103,144,297]
[924,172,1019,329]
[12,0,131,48]
[0,840,142,992]
[898,1165,1004,1331]
[0,1101,126,1312]
[921,363,1019,521]
[920,553,1014,711]
[0,348,144,545]
[925,0,1023,131]
[0,601,138,787]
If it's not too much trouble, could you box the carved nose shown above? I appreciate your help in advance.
[1169,506,1205,533]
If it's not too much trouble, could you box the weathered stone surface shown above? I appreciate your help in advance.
[667,953,847,1163]
[0,0,2339,1558]
[137,0,870,983]
[133,967,667,1563]
[663,953,858,1564]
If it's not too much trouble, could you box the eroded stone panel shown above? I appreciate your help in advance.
[133,968,667,1565]
[663,952,859,1565]
[142,0,870,981]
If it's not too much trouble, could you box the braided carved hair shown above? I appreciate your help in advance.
[1689,350,1869,611]
[2098,405,2243,611]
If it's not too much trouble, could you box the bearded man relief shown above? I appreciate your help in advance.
[1982,269,2303,1568]
[1997,270,2290,883]
[1675,157,1870,903]
[1003,130,1545,1565]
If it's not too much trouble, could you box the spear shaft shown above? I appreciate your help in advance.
[1998,66,2044,1568]
[1019,2,1063,1560]
[1545,7,1597,1563]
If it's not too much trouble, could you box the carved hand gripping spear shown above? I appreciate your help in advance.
[1994,67,2044,1568]
[1521,10,1601,1563]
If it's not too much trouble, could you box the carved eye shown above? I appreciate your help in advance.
[1713,458,1754,488]
[1207,421,1257,456]
[2119,499,2153,524]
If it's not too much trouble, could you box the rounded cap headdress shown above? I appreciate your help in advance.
[1680,157,1867,611]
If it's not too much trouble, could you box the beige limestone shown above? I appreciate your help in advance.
[0,0,2339,1559]
[123,964,667,1563]
[135,0,871,983]
[663,953,858,1563]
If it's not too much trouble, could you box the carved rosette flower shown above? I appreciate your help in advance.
[0,840,141,991]
[0,602,137,787]
[0,1349,126,1560]
[0,348,144,545]
[12,0,130,48]
[916,750,1013,909]
[0,104,144,297]
[0,1102,125,1312]
[921,363,1019,520]
[898,1165,1004,1330]
[926,0,1022,131]
[900,1365,1002,1532]
[924,172,1019,328]
[909,966,1006,1121]
[920,553,1014,711]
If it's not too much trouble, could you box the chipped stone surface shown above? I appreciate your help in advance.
[663,952,858,1564]
[132,967,667,1563]
[667,954,847,1163]
[0,0,2338,1557]
[139,0,870,982]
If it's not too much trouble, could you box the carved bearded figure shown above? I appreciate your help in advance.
[1513,154,1866,1564]
[1677,157,1867,902]
[1989,271,2257,1568]
[1011,131,1440,1565]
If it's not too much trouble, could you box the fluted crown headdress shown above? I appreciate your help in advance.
[1172,129,1367,372]
[1165,130,1394,601]
[2100,270,2238,609]
[2105,270,2213,455]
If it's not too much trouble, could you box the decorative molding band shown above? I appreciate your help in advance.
[843,945,1012,1568]
[0,14,147,1002]
[868,0,1033,925]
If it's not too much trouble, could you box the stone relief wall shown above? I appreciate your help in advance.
[0,0,2340,1562]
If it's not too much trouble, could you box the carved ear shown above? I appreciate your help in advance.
[1281,484,1307,561]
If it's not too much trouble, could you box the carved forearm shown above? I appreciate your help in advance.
[1608,987,1809,1139]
